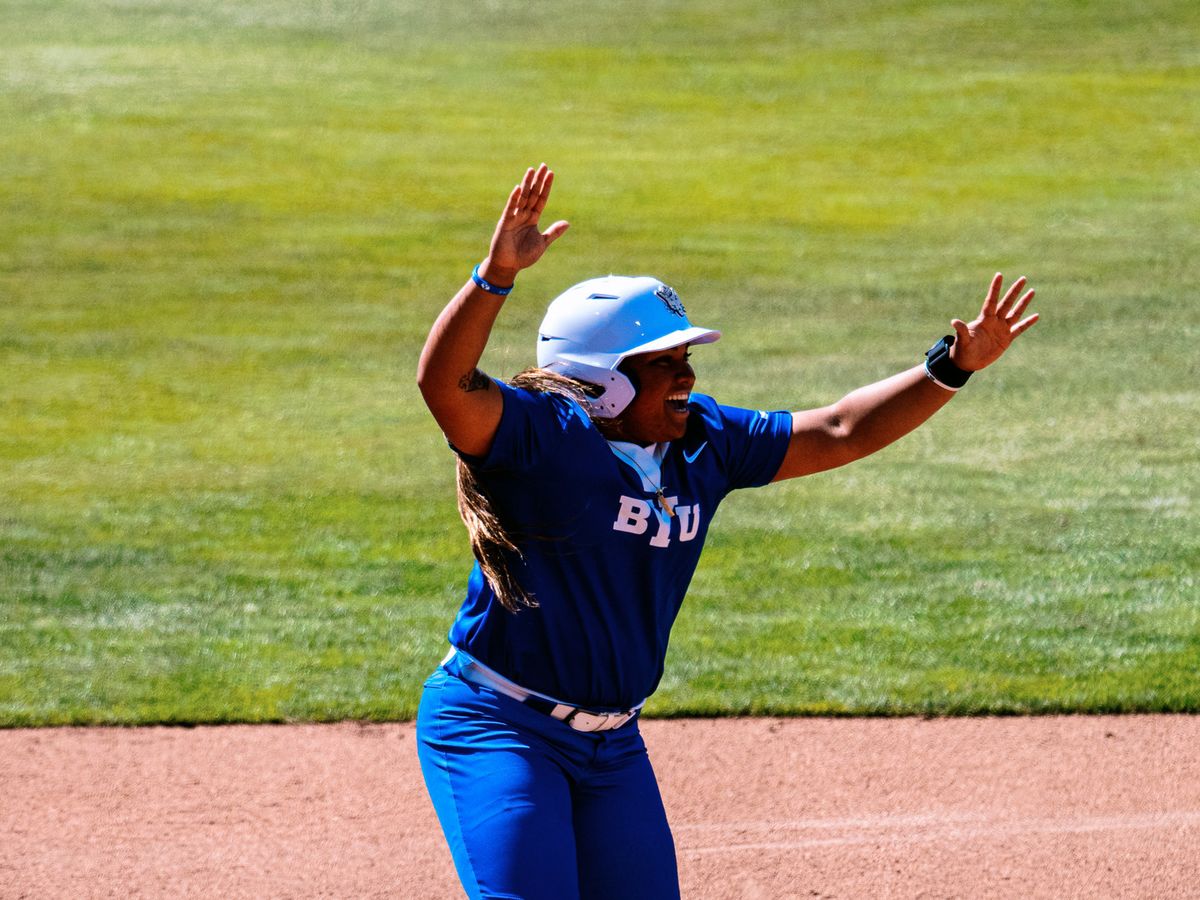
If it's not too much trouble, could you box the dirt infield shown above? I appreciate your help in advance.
[2,715,1198,899]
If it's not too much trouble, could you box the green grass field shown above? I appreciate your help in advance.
[2,0,1197,724]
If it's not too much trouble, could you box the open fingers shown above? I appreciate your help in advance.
[500,182,523,220]
[981,272,1004,316]
[511,164,553,221]
[531,165,554,216]
[1006,288,1035,322]
[505,167,535,220]
[1010,312,1040,337]
[996,276,1028,317]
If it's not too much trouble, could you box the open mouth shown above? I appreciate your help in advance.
[667,392,690,414]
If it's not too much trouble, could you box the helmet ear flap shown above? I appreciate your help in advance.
[541,359,636,417]
[615,357,640,395]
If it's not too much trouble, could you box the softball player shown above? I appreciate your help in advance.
[415,164,1038,899]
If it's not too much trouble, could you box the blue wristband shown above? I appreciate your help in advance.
[471,263,513,297]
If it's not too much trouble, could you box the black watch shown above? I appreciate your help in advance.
[924,335,972,391]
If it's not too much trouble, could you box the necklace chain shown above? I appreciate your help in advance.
[610,446,676,518]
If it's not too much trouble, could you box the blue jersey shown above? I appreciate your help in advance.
[447,380,792,710]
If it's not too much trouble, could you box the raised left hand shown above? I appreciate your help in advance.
[949,273,1040,371]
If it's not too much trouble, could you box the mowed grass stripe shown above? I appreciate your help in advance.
[1,0,1196,723]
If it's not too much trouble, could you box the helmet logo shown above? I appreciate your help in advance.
[655,284,686,318]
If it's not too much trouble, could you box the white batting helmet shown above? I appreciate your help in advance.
[536,275,720,417]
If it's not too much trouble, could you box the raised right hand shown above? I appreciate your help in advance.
[480,163,570,285]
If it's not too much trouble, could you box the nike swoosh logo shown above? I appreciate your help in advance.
[683,442,707,464]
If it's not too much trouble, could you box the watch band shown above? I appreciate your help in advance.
[924,335,972,391]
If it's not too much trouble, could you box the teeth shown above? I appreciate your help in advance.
[668,393,689,401]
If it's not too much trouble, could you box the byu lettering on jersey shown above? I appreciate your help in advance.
[446,380,791,711]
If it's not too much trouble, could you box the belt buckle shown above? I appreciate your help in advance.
[565,709,631,733]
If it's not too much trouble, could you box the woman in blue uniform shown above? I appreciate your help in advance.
[415,164,1038,899]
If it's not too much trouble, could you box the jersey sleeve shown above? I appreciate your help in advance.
[451,379,591,472]
[695,395,793,491]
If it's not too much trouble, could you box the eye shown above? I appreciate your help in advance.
[649,351,691,368]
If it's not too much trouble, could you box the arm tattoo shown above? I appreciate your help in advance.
[458,368,492,393]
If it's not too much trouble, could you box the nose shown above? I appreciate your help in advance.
[676,360,695,385]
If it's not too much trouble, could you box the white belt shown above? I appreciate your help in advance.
[443,648,643,733]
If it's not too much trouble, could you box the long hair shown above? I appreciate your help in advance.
[455,368,602,613]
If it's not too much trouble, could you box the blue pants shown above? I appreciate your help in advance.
[416,660,680,900]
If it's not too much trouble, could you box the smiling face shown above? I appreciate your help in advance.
[597,344,696,445]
